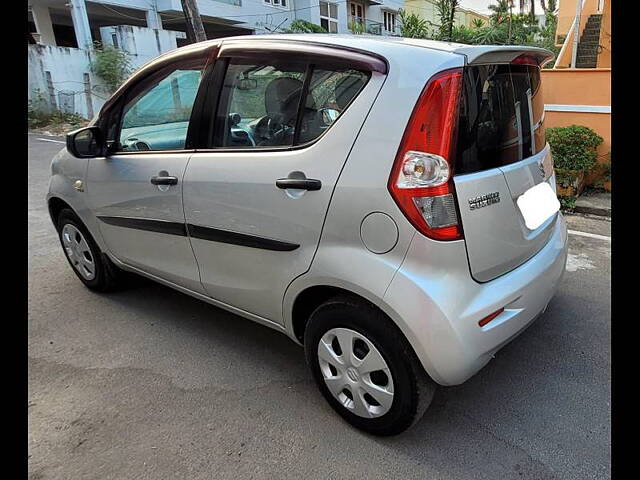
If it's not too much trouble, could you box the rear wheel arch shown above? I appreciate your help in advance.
[292,285,351,343]
[291,286,420,360]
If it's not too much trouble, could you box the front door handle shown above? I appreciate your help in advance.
[150,175,178,186]
[275,178,322,191]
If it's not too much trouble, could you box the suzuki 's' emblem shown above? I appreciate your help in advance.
[469,192,500,210]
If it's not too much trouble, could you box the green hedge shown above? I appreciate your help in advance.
[547,125,603,172]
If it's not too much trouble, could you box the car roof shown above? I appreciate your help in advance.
[193,34,554,65]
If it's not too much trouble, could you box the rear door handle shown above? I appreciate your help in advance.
[150,175,178,186]
[275,178,322,191]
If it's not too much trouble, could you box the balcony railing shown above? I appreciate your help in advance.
[347,16,400,36]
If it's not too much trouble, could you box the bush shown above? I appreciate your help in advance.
[91,42,132,92]
[28,109,86,131]
[559,195,576,211]
[399,9,431,38]
[547,125,603,172]
[28,89,87,131]
[286,20,327,34]
[348,21,366,35]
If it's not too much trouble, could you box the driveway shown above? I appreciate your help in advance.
[28,134,611,480]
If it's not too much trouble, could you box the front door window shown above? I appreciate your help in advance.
[117,63,204,151]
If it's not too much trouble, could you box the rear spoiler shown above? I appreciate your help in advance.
[452,46,555,67]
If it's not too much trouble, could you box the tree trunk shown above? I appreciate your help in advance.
[448,0,458,41]
[180,0,207,43]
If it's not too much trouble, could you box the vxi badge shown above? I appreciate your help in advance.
[468,192,500,210]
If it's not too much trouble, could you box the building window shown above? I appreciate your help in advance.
[264,0,287,8]
[383,11,397,34]
[320,1,338,33]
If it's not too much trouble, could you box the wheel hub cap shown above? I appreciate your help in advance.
[317,327,395,418]
[61,224,96,281]
[346,367,360,383]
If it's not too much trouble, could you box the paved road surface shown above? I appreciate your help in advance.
[28,134,611,480]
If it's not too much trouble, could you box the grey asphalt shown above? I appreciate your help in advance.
[28,133,611,480]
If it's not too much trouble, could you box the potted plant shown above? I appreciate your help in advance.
[547,125,603,197]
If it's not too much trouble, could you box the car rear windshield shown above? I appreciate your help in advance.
[454,64,545,175]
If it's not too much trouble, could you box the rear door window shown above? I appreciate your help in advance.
[211,58,369,149]
[455,64,544,175]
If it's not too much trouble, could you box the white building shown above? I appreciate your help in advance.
[28,0,403,118]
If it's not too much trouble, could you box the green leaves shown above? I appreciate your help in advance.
[285,20,328,34]
[396,1,559,61]
[398,9,431,39]
[547,125,604,173]
[90,42,133,93]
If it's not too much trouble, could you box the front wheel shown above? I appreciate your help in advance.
[304,295,436,436]
[56,208,122,292]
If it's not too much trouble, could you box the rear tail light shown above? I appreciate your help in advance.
[388,68,464,241]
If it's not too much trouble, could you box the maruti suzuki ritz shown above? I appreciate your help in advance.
[47,35,568,436]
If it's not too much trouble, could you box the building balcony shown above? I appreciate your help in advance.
[347,16,400,36]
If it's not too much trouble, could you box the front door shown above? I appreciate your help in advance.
[350,1,364,22]
[87,54,208,292]
[183,51,384,322]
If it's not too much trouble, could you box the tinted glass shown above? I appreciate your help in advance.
[455,64,545,175]
[213,59,369,148]
[529,66,545,153]
[217,60,304,148]
[297,68,369,144]
[119,68,203,151]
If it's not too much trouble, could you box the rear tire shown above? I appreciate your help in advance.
[56,208,122,292]
[304,295,436,436]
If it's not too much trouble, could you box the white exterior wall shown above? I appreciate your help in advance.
[99,25,183,63]
[157,0,298,33]
[28,45,108,119]
[28,27,180,119]
[28,0,411,119]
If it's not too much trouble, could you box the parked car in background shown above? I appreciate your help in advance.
[48,35,567,435]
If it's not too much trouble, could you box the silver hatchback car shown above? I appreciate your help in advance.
[47,35,568,435]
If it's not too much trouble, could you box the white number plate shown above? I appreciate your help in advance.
[517,181,560,230]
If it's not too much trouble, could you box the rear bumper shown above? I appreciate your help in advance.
[383,214,568,386]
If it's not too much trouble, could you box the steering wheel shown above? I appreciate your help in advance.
[254,114,291,146]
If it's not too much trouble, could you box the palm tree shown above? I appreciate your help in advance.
[488,0,512,24]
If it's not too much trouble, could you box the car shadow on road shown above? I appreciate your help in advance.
[97,274,605,479]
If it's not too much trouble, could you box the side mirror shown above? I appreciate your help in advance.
[66,126,105,158]
[320,108,340,125]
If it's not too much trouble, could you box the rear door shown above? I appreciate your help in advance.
[453,61,557,282]
[183,42,386,323]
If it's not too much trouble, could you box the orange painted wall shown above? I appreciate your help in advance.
[542,68,611,183]
[597,1,611,68]
[542,68,611,106]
